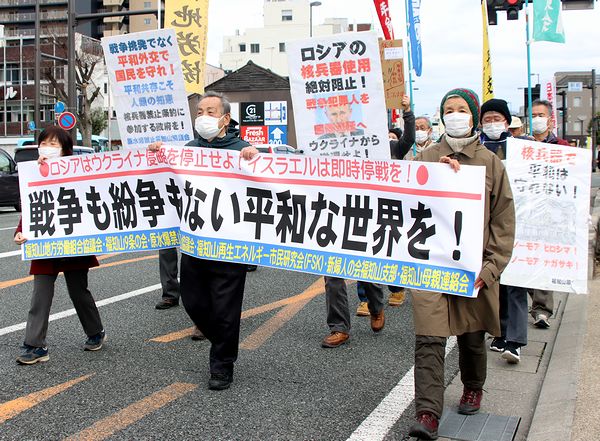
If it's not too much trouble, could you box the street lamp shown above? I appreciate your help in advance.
[309,1,322,37]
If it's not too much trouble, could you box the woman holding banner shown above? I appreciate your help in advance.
[408,88,515,440]
[13,126,106,365]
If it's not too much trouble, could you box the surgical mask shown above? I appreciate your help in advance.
[195,115,224,140]
[482,122,506,140]
[38,147,61,159]
[415,130,430,144]
[443,113,472,138]
[532,116,548,135]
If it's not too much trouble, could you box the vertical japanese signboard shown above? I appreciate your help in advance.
[165,0,209,94]
[501,138,590,294]
[378,39,405,109]
[287,32,390,159]
[101,29,194,149]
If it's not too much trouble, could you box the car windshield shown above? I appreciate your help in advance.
[14,148,39,163]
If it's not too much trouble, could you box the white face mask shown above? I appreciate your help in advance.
[38,147,61,159]
[415,130,430,144]
[195,115,224,140]
[443,112,472,138]
[482,122,507,140]
[532,116,548,135]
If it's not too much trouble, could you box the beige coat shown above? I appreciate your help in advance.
[412,136,515,337]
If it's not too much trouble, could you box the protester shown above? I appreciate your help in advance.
[408,89,515,440]
[414,115,435,150]
[480,98,528,364]
[14,126,106,365]
[388,127,402,140]
[528,99,569,329]
[508,116,524,138]
[149,91,258,390]
[156,248,180,310]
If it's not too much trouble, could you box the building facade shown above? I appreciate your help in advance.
[555,71,599,145]
[219,0,350,76]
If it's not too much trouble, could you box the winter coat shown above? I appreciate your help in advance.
[411,135,516,337]
[15,218,99,276]
[187,129,251,150]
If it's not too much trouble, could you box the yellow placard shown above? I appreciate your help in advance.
[165,0,209,94]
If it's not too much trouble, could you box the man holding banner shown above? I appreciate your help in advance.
[150,91,259,391]
[408,88,515,440]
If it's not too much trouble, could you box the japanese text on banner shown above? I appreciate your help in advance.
[500,138,590,294]
[101,28,194,149]
[287,32,390,159]
[18,146,486,297]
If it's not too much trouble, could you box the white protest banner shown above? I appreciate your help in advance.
[287,32,390,159]
[18,148,486,297]
[101,29,194,149]
[501,138,591,293]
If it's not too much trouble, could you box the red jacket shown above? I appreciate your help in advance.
[15,218,99,275]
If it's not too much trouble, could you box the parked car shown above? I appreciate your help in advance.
[14,145,95,163]
[254,144,304,155]
[0,148,20,211]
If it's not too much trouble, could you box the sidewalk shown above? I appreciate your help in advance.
[431,188,600,441]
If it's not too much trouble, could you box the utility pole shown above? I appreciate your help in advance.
[592,68,597,170]
[560,90,567,140]
[67,0,77,142]
[34,0,40,133]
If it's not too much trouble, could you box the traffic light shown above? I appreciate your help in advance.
[486,0,525,25]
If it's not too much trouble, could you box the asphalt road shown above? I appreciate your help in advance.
[0,207,463,441]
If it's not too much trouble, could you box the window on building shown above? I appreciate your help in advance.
[279,42,286,52]
[573,121,582,133]
[144,1,152,7]
[573,96,581,107]
[239,43,246,52]
[282,9,292,21]
[104,83,108,94]
[144,18,152,25]
[250,43,260,53]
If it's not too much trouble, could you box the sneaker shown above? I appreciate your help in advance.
[534,313,550,329]
[388,290,406,306]
[502,342,521,364]
[84,330,106,351]
[408,411,439,440]
[208,372,233,390]
[356,301,370,317]
[16,346,49,365]
[458,387,483,415]
[489,337,506,352]
[155,298,179,310]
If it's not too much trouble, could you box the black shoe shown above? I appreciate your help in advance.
[208,372,233,390]
[155,299,179,310]
[84,330,106,351]
[246,265,258,272]
[489,337,506,352]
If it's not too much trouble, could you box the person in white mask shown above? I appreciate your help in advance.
[149,91,258,391]
[479,98,513,160]
[415,116,433,150]
[530,99,569,146]
[14,126,106,365]
[408,88,515,441]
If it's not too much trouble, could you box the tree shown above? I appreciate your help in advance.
[91,108,108,136]
[42,31,104,147]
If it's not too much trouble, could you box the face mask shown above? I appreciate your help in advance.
[443,112,472,138]
[415,130,430,144]
[532,116,548,135]
[482,122,506,140]
[38,147,61,159]
[195,115,224,140]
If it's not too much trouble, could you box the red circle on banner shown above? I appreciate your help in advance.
[39,162,49,177]
[58,112,76,131]
[416,165,429,185]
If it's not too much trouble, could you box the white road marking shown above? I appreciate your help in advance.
[347,336,458,441]
[0,226,18,231]
[0,283,161,337]
[0,250,21,259]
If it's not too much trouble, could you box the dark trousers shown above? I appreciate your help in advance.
[159,248,180,301]
[180,254,247,375]
[325,277,384,333]
[499,285,528,346]
[414,331,486,418]
[529,289,554,318]
[24,271,103,348]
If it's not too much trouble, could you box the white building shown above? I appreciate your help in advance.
[219,0,349,76]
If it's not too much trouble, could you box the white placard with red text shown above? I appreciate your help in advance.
[501,138,590,293]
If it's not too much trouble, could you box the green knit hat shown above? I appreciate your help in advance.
[440,88,481,129]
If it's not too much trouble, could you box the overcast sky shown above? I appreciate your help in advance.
[204,1,600,117]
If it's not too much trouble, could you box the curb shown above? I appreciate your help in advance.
[526,187,598,440]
